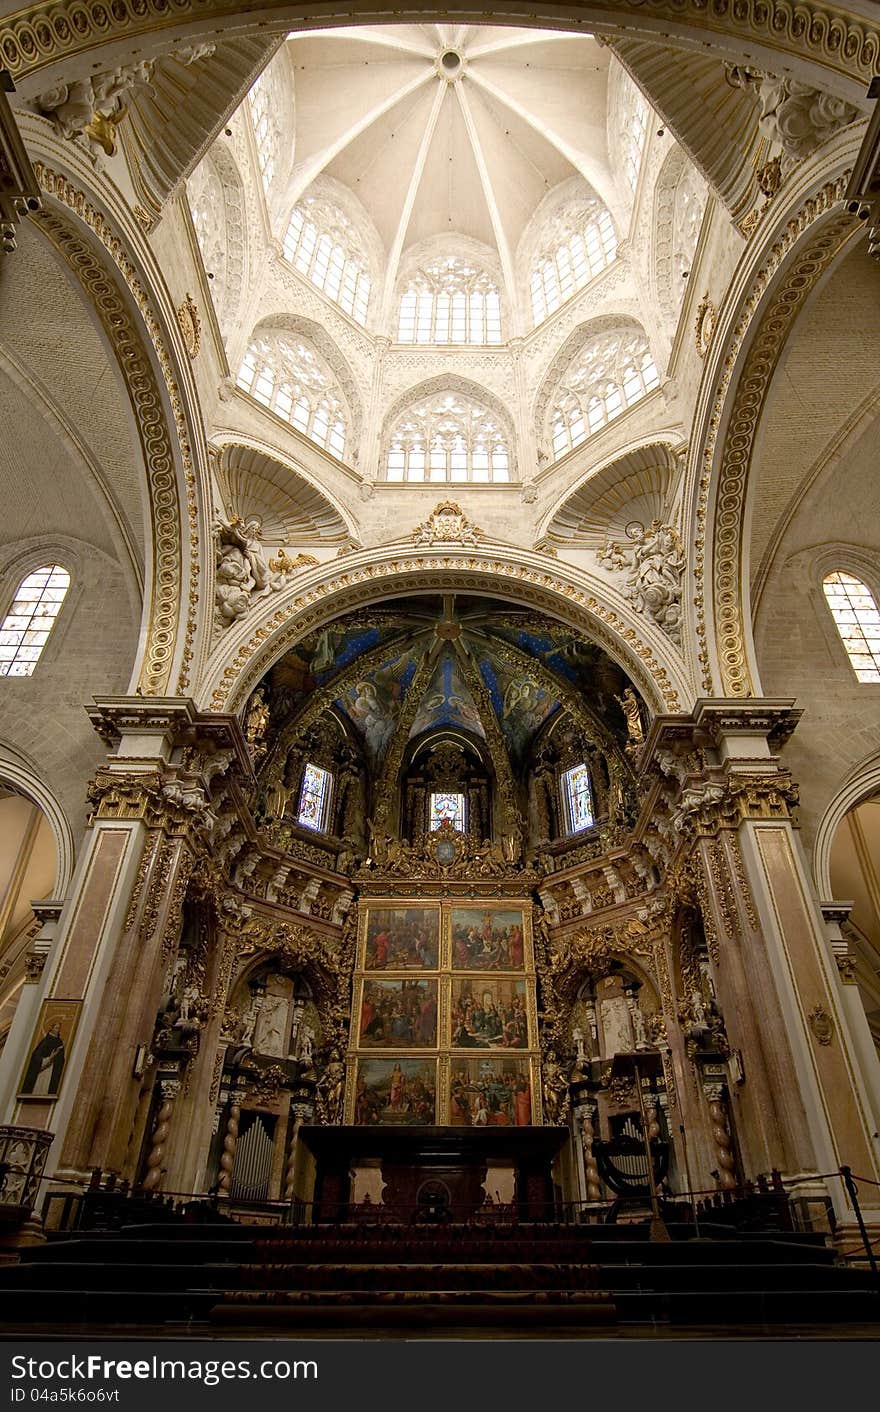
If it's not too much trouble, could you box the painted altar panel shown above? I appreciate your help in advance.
[448,975,531,1050]
[360,904,441,970]
[350,1057,438,1126]
[446,1056,538,1127]
[356,976,439,1049]
[449,905,530,971]
[348,898,540,1126]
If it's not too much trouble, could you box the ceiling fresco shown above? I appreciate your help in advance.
[261,594,638,769]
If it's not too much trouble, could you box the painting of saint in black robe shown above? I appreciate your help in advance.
[20,1022,66,1097]
[18,1000,81,1099]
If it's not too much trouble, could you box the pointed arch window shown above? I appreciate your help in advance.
[236,332,348,458]
[0,565,70,676]
[384,390,511,484]
[823,572,880,682]
[283,198,372,326]
[548,327,659,458]
[561,763,594,834]
[397,258,502,345]
[530,200,617,327]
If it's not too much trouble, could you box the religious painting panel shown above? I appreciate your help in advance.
[356,977,439,1049]
[449,906,529,971]
[449,976,529,1050]
[361,905,440,970]
[18,998,82,1100]
[447,1056,536,1127]
[351,1057,438,1125]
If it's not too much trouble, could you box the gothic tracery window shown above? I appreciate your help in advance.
[248,71,280,194]
[187,161,227,310]
[397,258,502,344]
[0,565,70,677]
[529,200,617,327]
[283,198,372,325]
[548,327,660,458]
[561,762,594,834]
[383,390,511,483]
[297,762,333,832]
[618,72,650,194]
[236,332,348,458]
[822,572,880,682]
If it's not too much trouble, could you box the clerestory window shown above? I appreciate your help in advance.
[397,258,502,345]
[548,328,659,458]
[384,390,511,484]
[529,201,617,327]
[236,332,348,458]
[283,198,371,326]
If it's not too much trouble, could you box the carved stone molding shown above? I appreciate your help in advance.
[32,165,201,693]
[2,3,879,98]
[176,292,201,359]
[204,551,685,717]
[692,175,858,695]
[411,501,483,548]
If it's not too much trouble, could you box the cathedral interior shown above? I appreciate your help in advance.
[0,1,879,1337]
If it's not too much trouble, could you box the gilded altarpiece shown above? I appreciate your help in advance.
[345,900,541,1126]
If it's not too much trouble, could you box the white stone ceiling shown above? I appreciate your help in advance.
[284,25,615,316]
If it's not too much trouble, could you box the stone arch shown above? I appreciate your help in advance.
[195,543,694,720]
[211,435,358,545]
[0,747,76,899]
[540,437,683,546]
[534,314,659,459]
[682,133,865,698]
[813,751,880,901]
[27,148,214,699]
[4,6,877,113]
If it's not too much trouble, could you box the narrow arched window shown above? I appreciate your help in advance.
[823,572,880,682]
[561,762,594,834]
[248,72,278,194]
[297,762,333,832]
[0,565,70,677]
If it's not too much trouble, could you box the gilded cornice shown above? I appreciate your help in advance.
[201,548,688,717]
[32,163,201,694]
[692,174,859,695]
[1,2,877,96]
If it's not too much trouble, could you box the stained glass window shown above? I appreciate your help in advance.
[0,565,70,677]
[429,791,465,832]
[297,762,332,832]
[562,763,594,834]
[823,572,880,682]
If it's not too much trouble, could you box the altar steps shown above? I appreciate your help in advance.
[0,1221,876,1333]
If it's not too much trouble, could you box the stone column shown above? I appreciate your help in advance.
[649,700,880,1225]
[702,1080,738,1190]
[142,1078,179,1192]
[2,698,252,1184]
